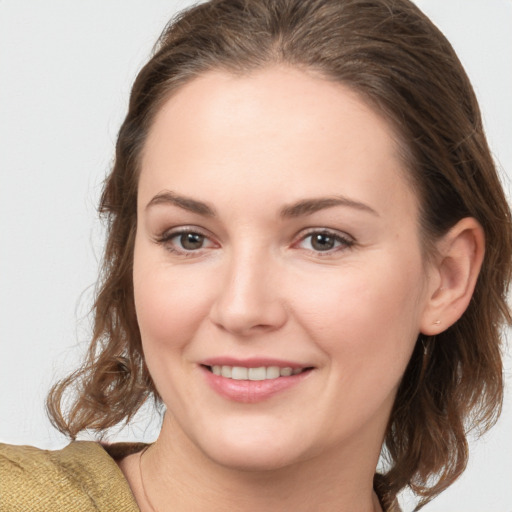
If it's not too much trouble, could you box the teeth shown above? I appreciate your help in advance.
[231,367,248,380]
[266,366,280,379]
[221,365,232,378]
[209,365,305,380]
[248,367,266,380]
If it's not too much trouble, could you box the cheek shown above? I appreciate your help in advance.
[133,245,212,352]
[292,255,425,373]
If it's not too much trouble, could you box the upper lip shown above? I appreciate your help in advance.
[201,357,312,369]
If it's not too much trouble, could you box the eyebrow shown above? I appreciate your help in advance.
[280,196,379,218]
[145,190,216,216]
[145,191,378,218]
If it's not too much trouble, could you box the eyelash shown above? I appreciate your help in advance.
[155,227,216,257]
[294,229,355,255]
[155,227,355,256]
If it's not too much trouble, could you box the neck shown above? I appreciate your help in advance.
[139,414,384,512]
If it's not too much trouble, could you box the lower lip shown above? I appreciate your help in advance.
[201,366,313,403]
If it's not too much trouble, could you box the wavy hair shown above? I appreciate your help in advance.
[47,0,512,508]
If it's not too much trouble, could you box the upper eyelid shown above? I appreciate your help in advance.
[294,227,354,242]
[292,228,355,253]
[154,225,354,246]
[154,226,217,251]
[158,225,212,240]
[155,227,218,256]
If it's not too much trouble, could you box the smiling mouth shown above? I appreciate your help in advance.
[203,365,312,381]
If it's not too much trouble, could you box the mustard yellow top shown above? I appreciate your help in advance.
[0,441,401,511]
[0,441,141,512]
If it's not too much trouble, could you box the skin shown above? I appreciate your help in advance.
[118,66,484,512]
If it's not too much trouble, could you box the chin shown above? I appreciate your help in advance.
[205,444,300,473]
[191,425,311,473]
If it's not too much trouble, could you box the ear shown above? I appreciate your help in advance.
[420,217,485,335]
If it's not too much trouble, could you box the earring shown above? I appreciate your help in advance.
[433,320,441,325]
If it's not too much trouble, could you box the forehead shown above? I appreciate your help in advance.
[139,66,417,218]
[144,66,400,160]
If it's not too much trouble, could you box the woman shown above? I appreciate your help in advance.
[1,0,510,511]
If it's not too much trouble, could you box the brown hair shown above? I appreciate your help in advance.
[47,0,512,508]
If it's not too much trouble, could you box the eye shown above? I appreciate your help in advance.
[296,229,354,253]
[156,228,217,255]
[177,232,206,251]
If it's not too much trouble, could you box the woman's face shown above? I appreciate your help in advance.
[134,66,436,470]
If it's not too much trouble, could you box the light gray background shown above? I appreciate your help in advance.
[0,1,510,510]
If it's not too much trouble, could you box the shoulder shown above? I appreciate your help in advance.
[0,441,141,512]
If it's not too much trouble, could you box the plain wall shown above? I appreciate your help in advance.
[1,1,511,510]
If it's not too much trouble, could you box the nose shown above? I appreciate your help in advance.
[209,248,288,336]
